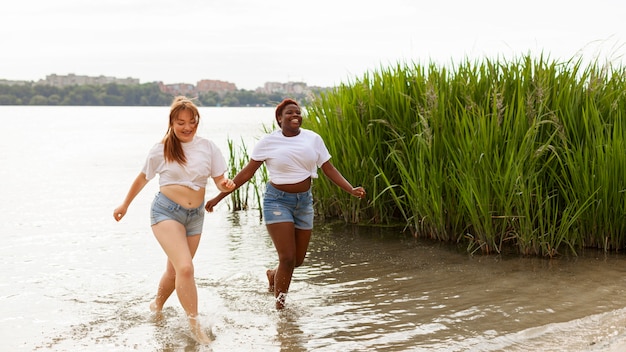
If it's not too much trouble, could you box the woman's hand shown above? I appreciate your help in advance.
[214,175,236,193]
[113,205,128,221]
[205,198,220,212]
[220,178,236,191]
[350,186,366,199]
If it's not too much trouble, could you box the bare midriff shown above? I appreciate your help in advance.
[270,177,311,193]
[160,184,205,209]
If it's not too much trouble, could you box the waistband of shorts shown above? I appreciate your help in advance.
[266,182,311,196]
[155,192,204,212]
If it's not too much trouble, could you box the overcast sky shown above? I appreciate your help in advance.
[2,0,625,90]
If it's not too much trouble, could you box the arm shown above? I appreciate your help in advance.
[212,174,236,193]
[320,161,366,199]
[205,159,264,212]
[113,173,150,221]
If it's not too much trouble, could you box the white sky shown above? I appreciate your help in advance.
[2,0,625,90]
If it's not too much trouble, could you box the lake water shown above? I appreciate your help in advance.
[2,105,626,351]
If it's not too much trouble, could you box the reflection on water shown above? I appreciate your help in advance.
[3,106,626,351]
[8,205,626,351]
[304,222,626,351]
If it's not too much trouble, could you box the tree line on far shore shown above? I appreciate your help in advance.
[0,82,319,107]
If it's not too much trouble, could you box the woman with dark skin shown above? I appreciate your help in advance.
[205,98,365,309]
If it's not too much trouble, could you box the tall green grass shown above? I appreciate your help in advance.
[304,55,626,256]
[225,136,268,217]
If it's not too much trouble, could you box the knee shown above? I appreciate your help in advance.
[294,258,306,268]
[278,255,296,269]
[175,262,195,279]
[163,268,176,281]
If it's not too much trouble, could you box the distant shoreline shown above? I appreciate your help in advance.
[0,81,322,107]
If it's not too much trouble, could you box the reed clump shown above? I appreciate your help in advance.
[225,137,267,218]
[304,55,626,257]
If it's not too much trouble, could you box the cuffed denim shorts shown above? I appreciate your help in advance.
[263,182,314,230]
[150,192,204,236]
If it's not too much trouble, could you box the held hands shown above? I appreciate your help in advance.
[221,178,236,191]
[350,186,366,199]
[215,176,236,193]
[206,177,236,213]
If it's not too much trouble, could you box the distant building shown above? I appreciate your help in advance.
[37,74,139,87]
[0,73,329,99]
[158,82,197,96]
[158,79,238,97]
[196,79,237,94]
[258,81,308,95]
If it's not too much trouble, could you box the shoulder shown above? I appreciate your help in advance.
[267,130,283,138]
[193,136,208,143]
[300,129,324,141]
[194,136,210,145]
[145,142,164,163]
[257,130,282,143]
[148,142,164,154]
[300,129,321,137]
[192,136,219,149]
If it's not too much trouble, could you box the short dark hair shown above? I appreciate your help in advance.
[275,98,299,119]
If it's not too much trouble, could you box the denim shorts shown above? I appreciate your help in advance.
[263,182,314,230]
[150,192,204,236]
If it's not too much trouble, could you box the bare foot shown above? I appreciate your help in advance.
[189,316,213,345]
[149,300,164,322]
[275,292,287,310]
[266,269,275,292]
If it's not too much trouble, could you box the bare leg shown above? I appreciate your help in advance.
[267,223,312,309]
[266,268,276,292]
[151,260,176,313]
[150,233,202,313]
[152,220,211,344]
[293,228,312,268]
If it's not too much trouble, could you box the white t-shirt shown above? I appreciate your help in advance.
[250,129,331,185]
[141,136,227,191]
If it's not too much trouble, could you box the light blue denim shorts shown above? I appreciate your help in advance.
[263,182,314,230]
[150,192,204,236]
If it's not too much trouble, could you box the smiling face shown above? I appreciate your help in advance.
[277,103,302,137]
[171,108,198,143]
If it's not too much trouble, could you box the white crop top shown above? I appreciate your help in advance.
[250,129,331,184]
[141,136,227,191]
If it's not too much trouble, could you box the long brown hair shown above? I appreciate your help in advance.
[162,96,200,164]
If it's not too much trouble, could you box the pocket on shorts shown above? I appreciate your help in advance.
[154,195,176,211]
[151,196,172,225]
[264,188,280,203]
